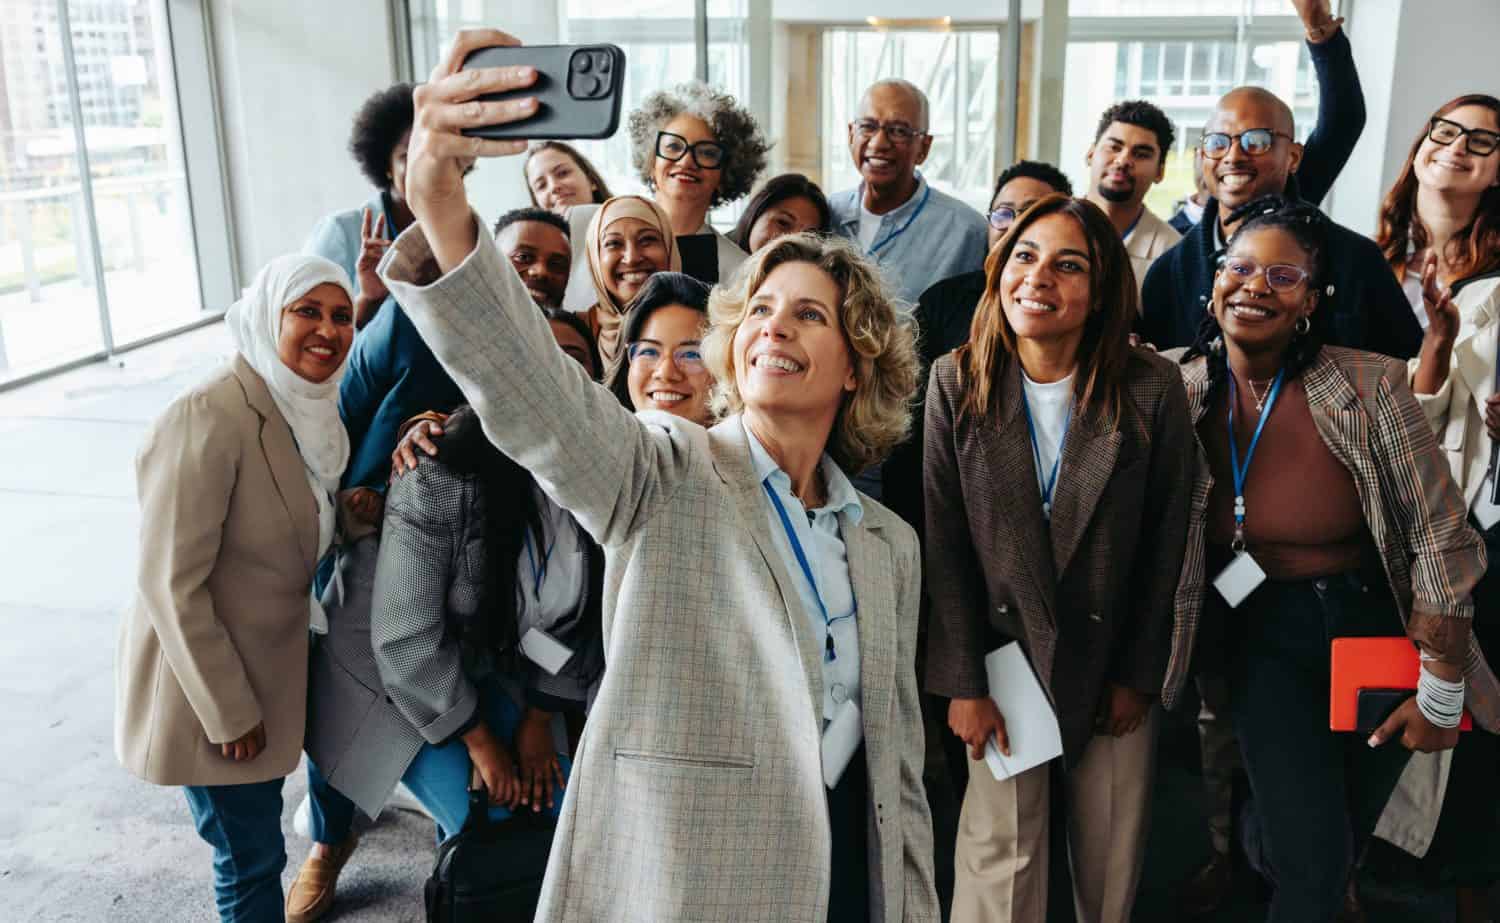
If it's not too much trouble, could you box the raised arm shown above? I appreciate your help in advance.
[380,30,697,547]
[1289,0,1363,206]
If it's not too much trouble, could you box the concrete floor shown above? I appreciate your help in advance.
[0,324,1485,922]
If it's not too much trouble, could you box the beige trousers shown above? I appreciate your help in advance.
[950,709,1158,923]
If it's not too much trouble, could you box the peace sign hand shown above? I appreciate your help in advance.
[356,207,391,301]
[407,29,540,271]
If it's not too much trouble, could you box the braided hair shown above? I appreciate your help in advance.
[1179,194,1336,398]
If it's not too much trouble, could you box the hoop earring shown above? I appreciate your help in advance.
[1295,315,1311,335]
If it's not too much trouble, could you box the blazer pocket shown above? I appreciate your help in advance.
[614,749,755,772]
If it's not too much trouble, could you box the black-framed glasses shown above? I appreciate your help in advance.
[1428,117,1500,156]
[1220,257,1311,293]
[626,341,706,373]
[988,206,1019,232]
[656,131,727,169]
[1200,128,1295,159]
[850,118,926,146]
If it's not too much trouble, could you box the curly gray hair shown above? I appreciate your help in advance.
[627,81,770,208]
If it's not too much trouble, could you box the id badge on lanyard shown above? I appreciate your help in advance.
[1212,369,1284,608]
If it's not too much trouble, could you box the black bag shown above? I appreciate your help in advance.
[424,786,557,922]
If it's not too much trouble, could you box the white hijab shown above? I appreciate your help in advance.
[224,253,352,634]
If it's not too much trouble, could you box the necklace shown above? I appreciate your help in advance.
[1246,376,1275,412]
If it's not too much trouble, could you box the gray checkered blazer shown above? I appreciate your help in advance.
[382,217,938,922]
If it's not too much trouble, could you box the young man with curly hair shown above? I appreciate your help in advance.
[1084,99,1182,300]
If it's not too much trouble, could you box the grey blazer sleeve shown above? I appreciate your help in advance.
[380,215,697,549]
[370,465,478,745]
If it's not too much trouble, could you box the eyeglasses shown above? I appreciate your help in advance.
[656,131,727,169]
[1220,256,1311,293]
[1428,116,1500,156]
[1200,128,1296,160]
[626,341,706,373]
[988,206,1018,232]
[850,119,926,146]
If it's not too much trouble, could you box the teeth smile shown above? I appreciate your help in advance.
[649,391,688,403]
[619,271,651,283]
[756,354,804,373]
[1018,297,1056,313]
[1229,302,1275,319]
[1219,173,1253,190]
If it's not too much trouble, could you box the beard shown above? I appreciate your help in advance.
[1098,179,1135,203]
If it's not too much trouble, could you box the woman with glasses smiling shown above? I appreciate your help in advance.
[1387,94,1500,923]
[605,272,716,426]
[561,82,770,309]
[1174,195,1500,922]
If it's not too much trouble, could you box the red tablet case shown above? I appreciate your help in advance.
[1329,637,1472,731]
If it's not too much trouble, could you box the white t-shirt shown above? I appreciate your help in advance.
[856,206,884,250]
[1021,369,1076,505]
[1403,271,1429,331]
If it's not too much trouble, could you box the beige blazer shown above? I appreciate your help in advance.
[115,355,320,786]
[1126,205,1181,306]
[383,217,938,923]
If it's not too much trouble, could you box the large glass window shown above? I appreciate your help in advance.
[0,0,205,387]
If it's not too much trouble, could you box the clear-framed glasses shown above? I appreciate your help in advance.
[1428,116,1500,156]
[655,131,727,169]
[850,118,926,146]
[988,206,1018,232]
[626,341,706,373]
[1200,128,1295,160]
[1220,256,1312,293]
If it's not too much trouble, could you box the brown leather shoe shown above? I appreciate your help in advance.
[1179,851,1233,917]
[285,835,359,923]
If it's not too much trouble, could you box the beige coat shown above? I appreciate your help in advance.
[382,217,938,923]
[115,355,320,786]
[1125,205,1181,306]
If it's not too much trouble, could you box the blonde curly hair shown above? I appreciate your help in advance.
[702,234,920,476]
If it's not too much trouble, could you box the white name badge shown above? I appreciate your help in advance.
[1212,551,1267,609]
[519,628,574,676]
[821,698,863,789]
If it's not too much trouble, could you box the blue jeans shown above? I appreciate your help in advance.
[183,778,287,923]
[1230,572,1412,922]
[308,678,569,844]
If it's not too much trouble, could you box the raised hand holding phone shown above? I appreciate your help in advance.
[406,29,540,271]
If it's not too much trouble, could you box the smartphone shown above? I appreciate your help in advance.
[459,44,625,141]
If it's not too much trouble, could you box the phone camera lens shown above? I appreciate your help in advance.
[574,52,592,74]
[579,74,601,97]
[593,51,611,74]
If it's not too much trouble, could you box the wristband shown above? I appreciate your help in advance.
[1416,662,1465,729]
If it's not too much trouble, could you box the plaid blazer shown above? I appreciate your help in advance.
[922,348,1198,765]
[382,217,939,923]
[1175,347,1500,730]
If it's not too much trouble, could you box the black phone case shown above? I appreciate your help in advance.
[1355,688,1411,735]
[460,44,625,141]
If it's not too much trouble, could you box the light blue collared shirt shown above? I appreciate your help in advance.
[744,418,864,724]
[828,172,990,308]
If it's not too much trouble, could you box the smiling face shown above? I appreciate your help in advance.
[1211,226,1317,356]
[1202,90,1302,214]
[527,146,597,213]
[732,260,856,424]
[1088,120,1165,206]
[598,217,670,306]
[498,219,572,308]
[651,113,722,217]
[276,282,354,383]
[848,83,932,196]
[627,304,712,423]
[997,212,1095,351]
[1414,104,1500,199]
[747,195,824,253]
[989,176,1061,250]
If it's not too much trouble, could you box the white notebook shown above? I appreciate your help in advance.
[983,642,1064,782]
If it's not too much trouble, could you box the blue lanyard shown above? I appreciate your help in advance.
[1019,387,1072,522]
[1227,369,1286,550]
[762,481,856,662]
[867,184,931,256]
[522,528,558,600]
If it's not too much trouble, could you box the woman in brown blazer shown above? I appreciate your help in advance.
[923,194,1197,922]
[115,254,355,922]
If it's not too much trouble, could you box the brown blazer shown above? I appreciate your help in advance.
[922,348,1198,764]
[115,355,321,785]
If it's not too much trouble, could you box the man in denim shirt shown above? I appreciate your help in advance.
[829,79,989,310]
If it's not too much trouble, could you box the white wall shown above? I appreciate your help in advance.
[1331,0,1500,235]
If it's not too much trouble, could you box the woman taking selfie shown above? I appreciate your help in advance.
[924,194,1196,923]
[377,29,938,922]
[1392,94,1500,922]
[1177,195,1500,922]
[116,255,355,921]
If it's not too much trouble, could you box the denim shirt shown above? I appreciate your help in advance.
[828,172,989,308]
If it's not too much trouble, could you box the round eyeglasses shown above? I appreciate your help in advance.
[626,341,706,373]
[850,119,926,146]
[988,206,1018,232]
[1200,128,1295,160]
[1220,257,1311,293]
